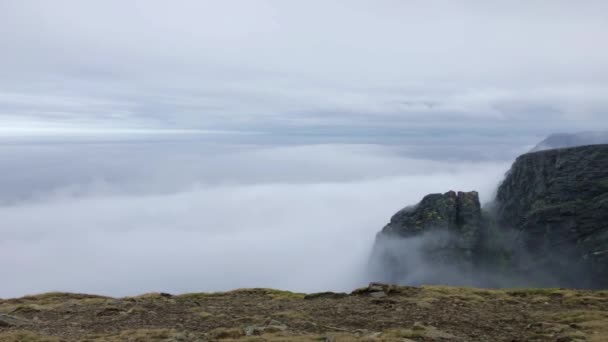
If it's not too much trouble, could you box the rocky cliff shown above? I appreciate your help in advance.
[379,190,482,260]
[494,144,608,288]
[370,144,608,289]
[369,191,486,286]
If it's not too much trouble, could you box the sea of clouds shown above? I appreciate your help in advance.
[0,136,514,298]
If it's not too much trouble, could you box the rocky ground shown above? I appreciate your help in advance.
[1,284,607,341]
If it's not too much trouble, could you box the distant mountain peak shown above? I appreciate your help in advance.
[531,131,608,152]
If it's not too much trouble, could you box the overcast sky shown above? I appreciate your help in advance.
[1,0,607,137]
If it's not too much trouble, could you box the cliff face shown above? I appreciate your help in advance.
[380,190,482,256]
[370,144,608,289]
[494,144,608,288]
[370,191,484,285]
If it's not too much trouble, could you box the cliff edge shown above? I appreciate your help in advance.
[370,144,608,288]
[495,144,608,288]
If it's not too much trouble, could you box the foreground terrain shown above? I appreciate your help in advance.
[1,284,607,341]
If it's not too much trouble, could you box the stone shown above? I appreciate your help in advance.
[412,322,426,331]
[246,319,288,336]
[369,291,387,298]
[0,314,29,327]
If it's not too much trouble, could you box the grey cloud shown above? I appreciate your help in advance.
[0,1,607,135]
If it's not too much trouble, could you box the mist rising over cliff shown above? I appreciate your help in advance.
[531,131,608,152]
[369,144,608,289]
[0,139,508,298]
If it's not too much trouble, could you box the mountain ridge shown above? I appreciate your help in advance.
[531,131,608,152]
[370,144,608,289]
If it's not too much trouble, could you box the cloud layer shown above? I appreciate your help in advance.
[0,142,508,297]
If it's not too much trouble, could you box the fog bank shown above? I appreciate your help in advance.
[0,141,508,298]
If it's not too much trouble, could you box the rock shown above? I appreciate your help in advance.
[245,319,288,336]
[412,322,426,331]
[369,191,483,284]
[244,326,265,336]
[495,144,608,288]
[369,291,387,298]
[368,285,384,292]
[0,313,30,327]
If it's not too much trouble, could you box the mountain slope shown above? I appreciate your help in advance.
[1,285,608,341]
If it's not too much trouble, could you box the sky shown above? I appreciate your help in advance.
[0,0,607,136]
[0,1,606,298]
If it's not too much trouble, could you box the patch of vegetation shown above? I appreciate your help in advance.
[3,285,608,341]
[272,310,312,321]
[506,288,566,297]
[262,289,306,300]
[17,292,109,305]
[383,328,425,339]
[531,310,608,342]
[177,288,305,302]
[176,291,227,301]
[420,285,494,303]
[209,327,245,339]
[547,310,608,324]
[384,324,455,340]
[0,331,61,342]
[87,328,199,341]
[0,292,111,314]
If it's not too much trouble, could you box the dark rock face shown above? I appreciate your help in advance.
[370,144,608,289]
[381,190,482,253]
[370,191,484,285]
[495,144,608,288]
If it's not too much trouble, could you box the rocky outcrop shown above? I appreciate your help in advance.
[380,190,482,254]
[369,144,608,289]
[369,191,485,285]
[495,144,608,288]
